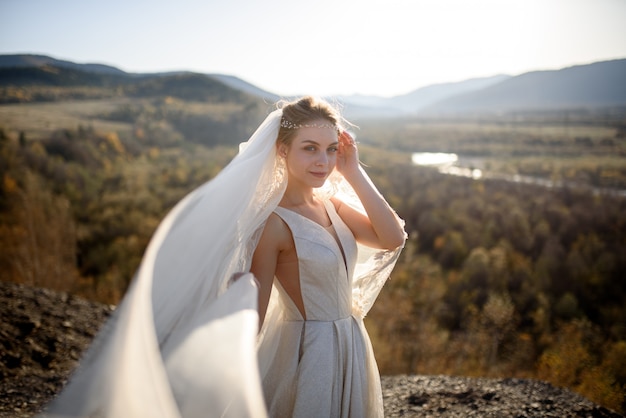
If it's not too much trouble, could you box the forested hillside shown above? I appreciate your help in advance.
[355,111,626,413]
[1,66,625,413]
[366,164,625,411]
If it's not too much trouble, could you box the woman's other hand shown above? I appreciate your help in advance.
[336,131,360,178]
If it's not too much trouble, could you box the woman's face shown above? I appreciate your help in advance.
[279,122,339,189]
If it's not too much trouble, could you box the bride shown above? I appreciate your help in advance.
[42,96,405,418]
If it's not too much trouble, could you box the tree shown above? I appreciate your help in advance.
[0,170,78,291]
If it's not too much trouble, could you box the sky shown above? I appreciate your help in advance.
[1,0,626,98]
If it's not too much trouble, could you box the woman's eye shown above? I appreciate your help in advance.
[304,146,316,151]
[328,146,338,153]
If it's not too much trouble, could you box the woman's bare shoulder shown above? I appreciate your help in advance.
[260,212,292,248]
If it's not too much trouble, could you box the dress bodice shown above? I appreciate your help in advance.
[273,200,358,321]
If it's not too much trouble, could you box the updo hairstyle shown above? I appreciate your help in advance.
[276,96,343,147]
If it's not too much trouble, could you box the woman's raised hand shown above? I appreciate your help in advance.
[336,131,360,178]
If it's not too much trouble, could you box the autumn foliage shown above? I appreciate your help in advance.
[1,103,625,413]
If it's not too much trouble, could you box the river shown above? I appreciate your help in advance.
[411,152,626,198]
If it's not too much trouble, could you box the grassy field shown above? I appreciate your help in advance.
[0,99,135,140]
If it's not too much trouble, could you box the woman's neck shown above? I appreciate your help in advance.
[280,184,317,208]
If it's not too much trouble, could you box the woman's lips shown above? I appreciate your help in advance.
[310,171,327,178]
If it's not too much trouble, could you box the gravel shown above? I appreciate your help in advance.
[381,375,622,417]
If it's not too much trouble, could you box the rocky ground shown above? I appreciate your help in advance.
[0,281,114,418]
[0,280,622,418]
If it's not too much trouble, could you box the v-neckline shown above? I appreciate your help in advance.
[277,202,331,229]
[276,201,349,275]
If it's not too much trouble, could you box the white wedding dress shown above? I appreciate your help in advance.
[41,109,404,418]
[261,200,382,417]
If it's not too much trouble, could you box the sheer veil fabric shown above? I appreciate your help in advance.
[42,109,404,417]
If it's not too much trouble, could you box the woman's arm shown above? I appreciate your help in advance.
[250,213,288,327]
[334,131,406,250]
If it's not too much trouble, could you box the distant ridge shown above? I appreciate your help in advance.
[424,59,626,114]
[209,74,279,102]
[340,74,511,117]
[0,61,258,104]
[387,74,511,113]
[0,65,133,88]
[1,53,625,116]
[0,54,128,76]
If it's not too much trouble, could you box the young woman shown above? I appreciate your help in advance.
[252,97,405,417]
[42,97,405,418]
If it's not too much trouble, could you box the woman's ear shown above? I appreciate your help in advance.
[278,143,288,158]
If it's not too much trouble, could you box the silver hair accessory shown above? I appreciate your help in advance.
[280,119,337,130]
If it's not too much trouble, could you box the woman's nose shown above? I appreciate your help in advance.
[316,153,328,166]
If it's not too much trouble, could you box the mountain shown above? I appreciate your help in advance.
[0,54,277,101]
[339,59,626,117]
[337,75,511,118]
[387,75,511,113]
[0,54,128,76]
[209,74,279,102]
[0,54,279,106]
[2,54,625,116]
[0,65,133,88]
[0,55,258,104]
[125,72,254,102]
[424,59,626,114]
[0,65,255,103]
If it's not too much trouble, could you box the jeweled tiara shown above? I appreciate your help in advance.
[280,119,337,130]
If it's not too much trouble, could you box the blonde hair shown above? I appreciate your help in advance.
[276,96,344,146]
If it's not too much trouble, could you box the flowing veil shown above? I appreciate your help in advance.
[42,108,404,418]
